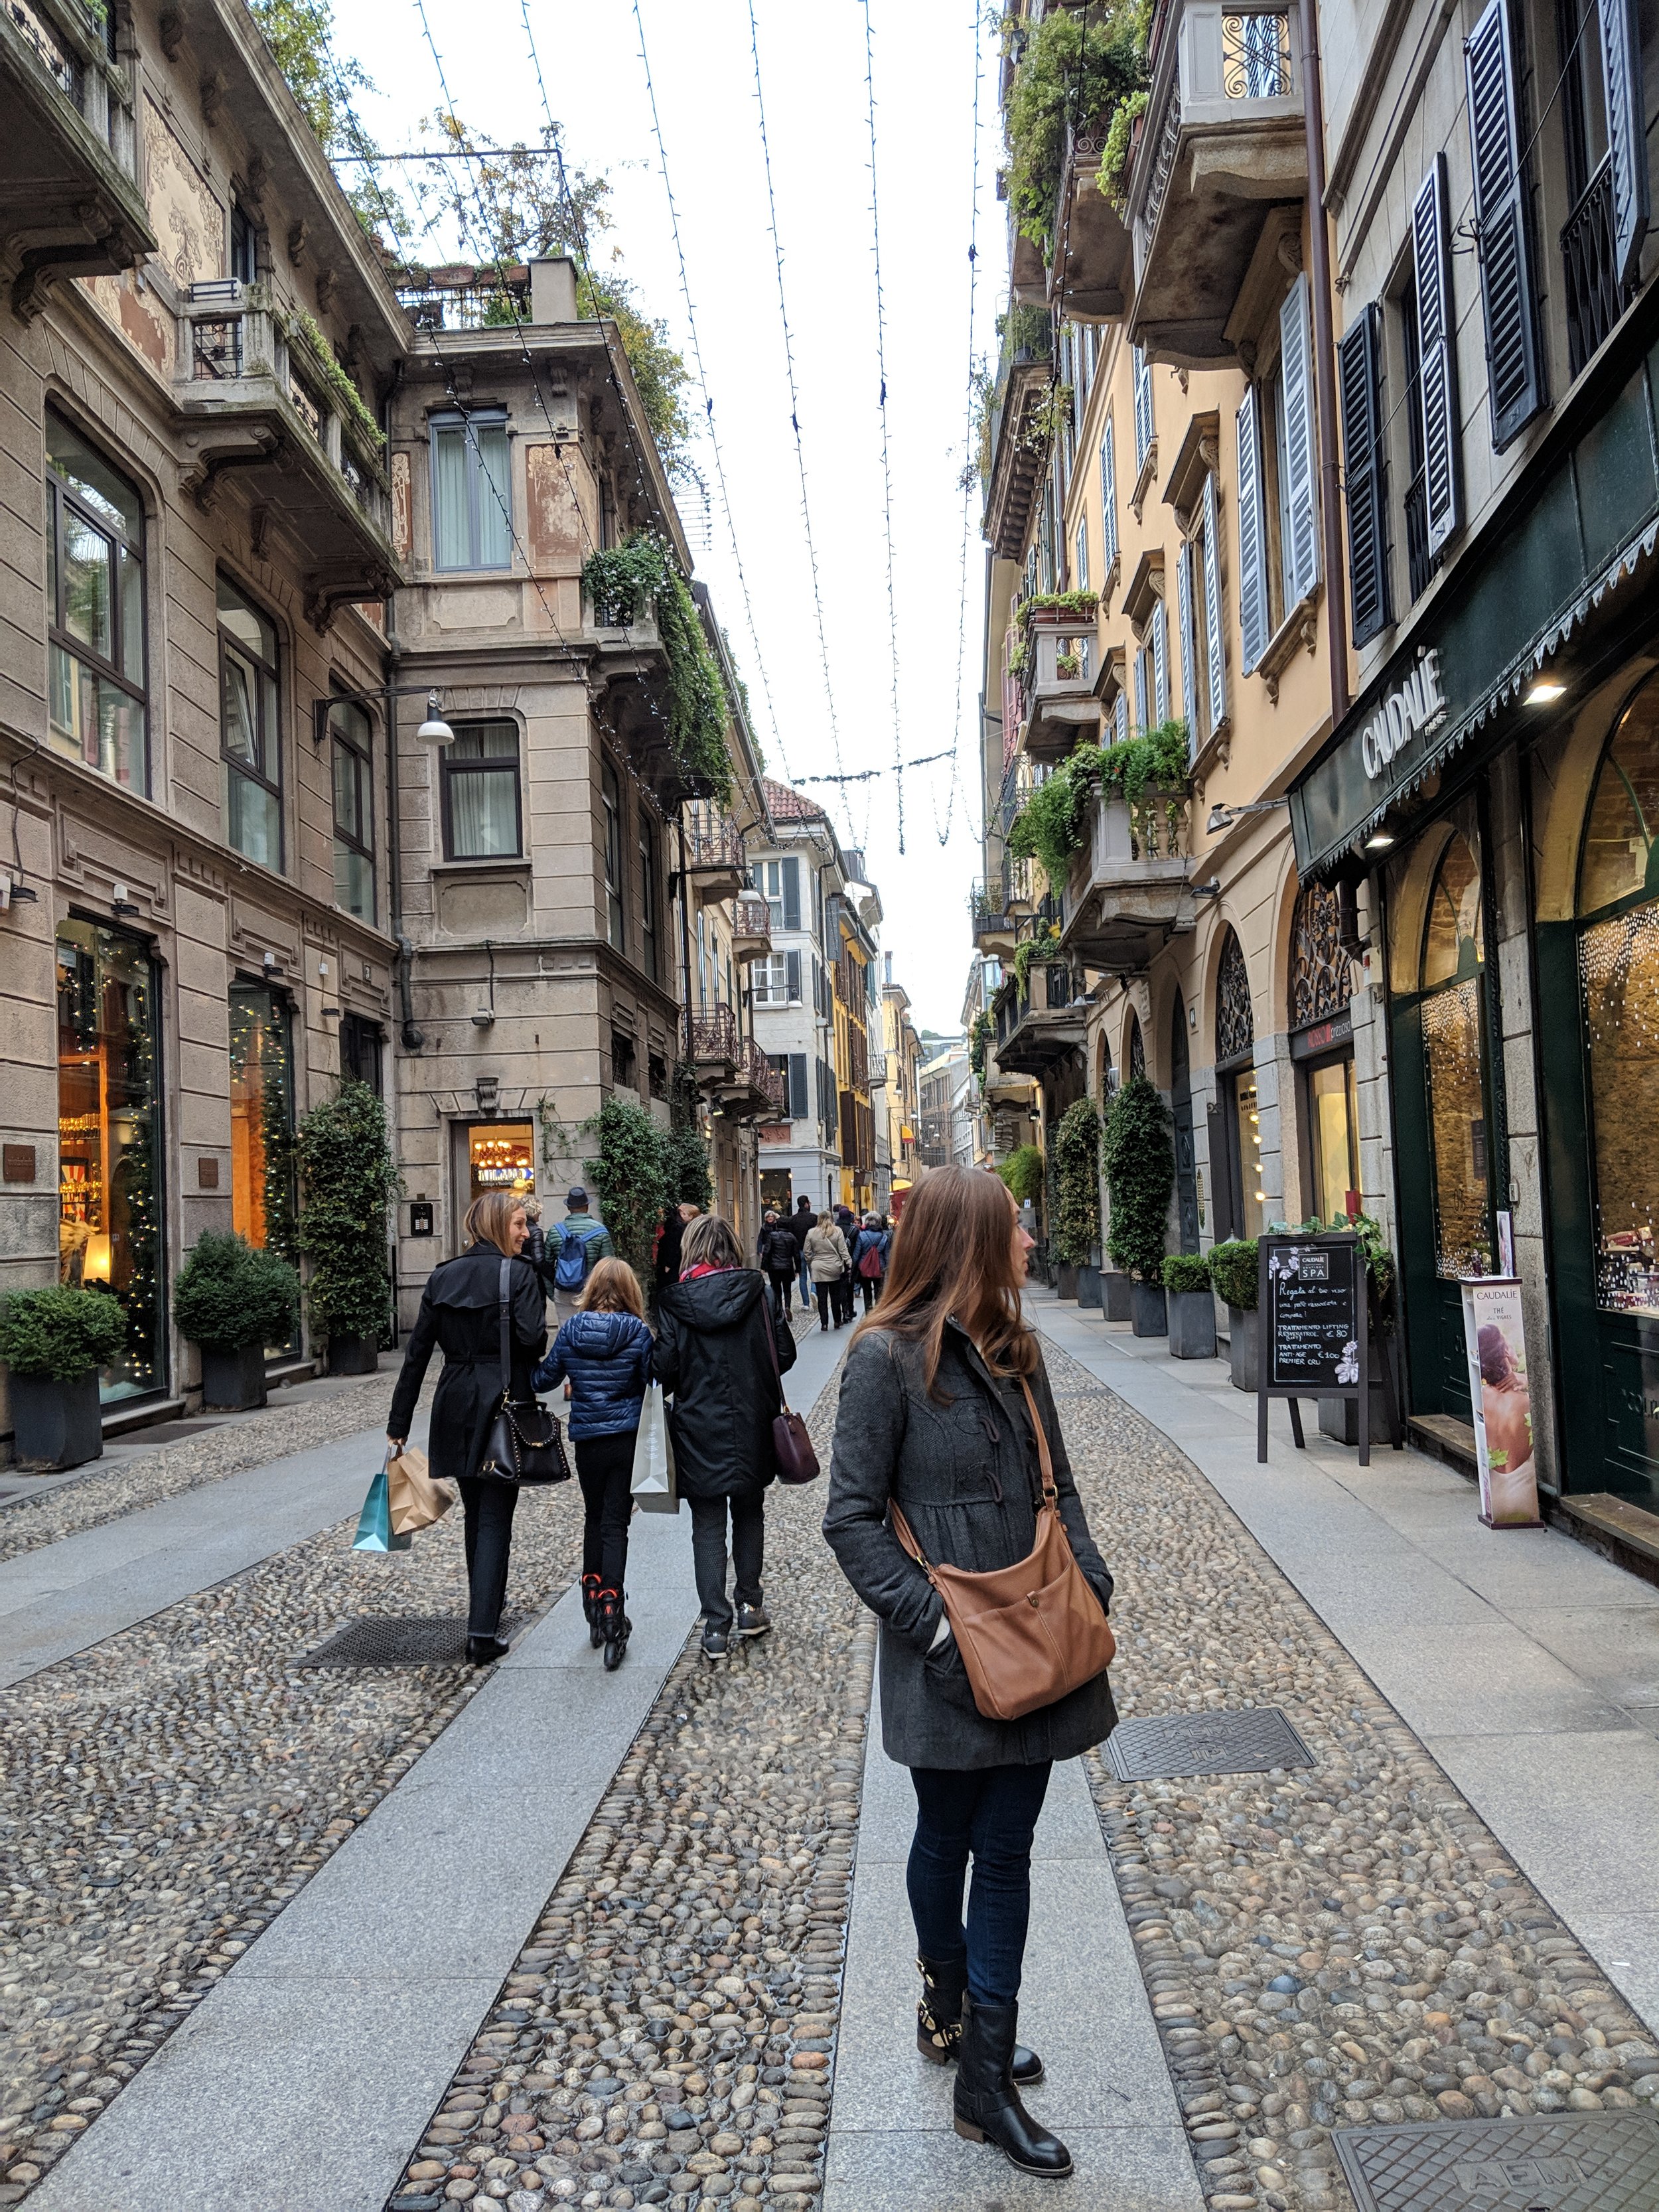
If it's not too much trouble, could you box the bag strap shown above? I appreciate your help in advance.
[1017,1373,1059,1507]
[759,1296,794,1414]
[498,1256,512,1402]
[887,1497,936,1581]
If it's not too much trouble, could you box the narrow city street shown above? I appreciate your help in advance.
[4,1298,1656,2212]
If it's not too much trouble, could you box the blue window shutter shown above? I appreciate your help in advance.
[1152,597,1169,723]
[1339,302,1393,646]
[1176,538,1197,733]
[1202,471,1227,731]
[1100,415,1119,569]
[1413,153,1463,557]
[1236,386,1270,674]
[1115,690,1129,745]
[781,855,801,932]
[1279,275,1319,605]
[789,1053,808,1120]
[1133,645,1149,733]
[1599,0,1650,289]
[1464,0,1546,449]
[786,948,802,1001]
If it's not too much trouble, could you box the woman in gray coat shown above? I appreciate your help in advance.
[822,1165,1116,2181]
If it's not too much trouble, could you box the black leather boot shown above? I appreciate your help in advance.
[599,1587,630,1672]
[952,1992,1071,2177]
[581,1573,604,1649]
[467,1633,510,1666]
[917,1958,1044,2084]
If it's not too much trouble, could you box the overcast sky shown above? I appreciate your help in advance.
[337,0,1001,1034]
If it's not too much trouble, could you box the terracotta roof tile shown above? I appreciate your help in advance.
[761,776,826,822]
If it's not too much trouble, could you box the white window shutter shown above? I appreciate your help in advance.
[1236,386,1270,674]
[1202,471,1227,731]
[1279,274,1319,606]
[1115,691,1129,745]
[1133,346,1154,467]
[1152,596,1170,723]
[1176,534,1198,737]
[1600,0,1650,289]
[1464,0,1546,448]
[1413,153,1463,557]
[1133,646,1149,733]
[1100,415,1119,569]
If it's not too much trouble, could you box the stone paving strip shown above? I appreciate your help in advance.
[0,1465,584,2205]
[1023,1336,1659,2212]
[0,1374,398,1570]
[384,1364,866,2212]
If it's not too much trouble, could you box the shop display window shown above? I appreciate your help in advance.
[1419,833,1492,1278]
[1230,1069,1267,1239]
[1577,672,1659,1314]
[229,984,299,1352]
[468,1124,536,1208]
[56,919,164,1402]
[1307,1057,1360,1229]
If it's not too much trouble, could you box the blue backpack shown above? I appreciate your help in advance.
[555,1222,604,1292]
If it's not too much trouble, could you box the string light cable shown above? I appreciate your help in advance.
[858,0,906,856]
[942,0,989,853]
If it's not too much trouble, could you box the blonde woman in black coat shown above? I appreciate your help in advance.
[387,1189,547,1664]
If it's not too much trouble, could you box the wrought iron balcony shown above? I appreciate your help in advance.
[991,962,1088,1076]
[1,0,153,317]
[731,894,772,964]
[682,811,747,903]
[1058,786,1199,972]
[689,1003,740,1090]
[970,879,1019,948]
[1125,0,1306,364]
[1021,615,1102,761]
[713,1035,786,1123]
[1048,123,1133,319]
[1404,469,1438,606]
[983,308,1054,560]
[1562,156,1624,380]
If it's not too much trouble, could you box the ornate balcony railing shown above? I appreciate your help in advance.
[1404,469,1438,605]
[690,1003,740,1069]
[1562,155,1622,380]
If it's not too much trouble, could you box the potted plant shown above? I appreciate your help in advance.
[173,1232,299,1409]
[1052,1098,1100,1303]
[1208,1237,1260,1390]
[0,1287,127,1469]
[1103,1076,1174,1337]
[1309,1215,1400,1443]
[297,1081,399,1374]
[1162,1252,1216,1359]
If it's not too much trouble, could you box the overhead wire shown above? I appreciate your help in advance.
[939,0,989,853]
[857,0,906,856]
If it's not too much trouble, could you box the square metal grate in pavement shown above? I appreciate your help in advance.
[1333,2111,1659,2212]
[1105,1706,1315,1781]
[294,1613,527,1667]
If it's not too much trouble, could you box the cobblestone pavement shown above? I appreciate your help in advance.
[385,1366,862,2212]
[0,1374,397,1569]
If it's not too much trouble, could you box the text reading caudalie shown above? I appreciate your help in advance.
[1360,649,1447,781]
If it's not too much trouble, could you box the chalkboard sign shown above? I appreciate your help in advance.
[1256,1232,1396,1467]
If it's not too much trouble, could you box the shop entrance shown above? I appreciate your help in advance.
[453,1121,537,1250]
[1169,993,1200,1252]
[229,982,300,1359]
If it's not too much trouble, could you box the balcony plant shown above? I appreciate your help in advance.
[285,309,386,456]
[173,1232,299,1410]
[1011,922,1063,993]
[1008,747,1105,893]
[1016,589,1100,626]
[579,533,735,801]
[1103,1074,1173,1337]
[1208,1235,1260,1389]
[1052,1099,1102,1278]
[1162,1250,1215,1359]
[1098,88,1150,207]
[1003,0,1150,257]
[1056,652,1082,679]
[1023,381,1076,457]
[0,1287,127,1469]
[969,1011,993,1090]
[296,1080,399,1375]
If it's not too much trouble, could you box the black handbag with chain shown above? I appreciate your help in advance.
[478,1258,571,1485]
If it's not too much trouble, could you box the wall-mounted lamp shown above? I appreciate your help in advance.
[1,877,38,909]
[1364,829,1396,852]
[1206,797,1289,836]
[416,692,455,743]
[111,882,141,918]
[1526,676,1567,705]
[263,950,284,978]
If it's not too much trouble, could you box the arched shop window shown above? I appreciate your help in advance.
[1290,881,1358,1224]
[1214,927,1263,1239]
[1577,670,1659,1312]
[1419,832,1492,1278]
[1127,1009,1145,1082]
[1289,880,1351,1028]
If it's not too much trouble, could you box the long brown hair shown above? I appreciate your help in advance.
[851,1165,1035,1398]
[577,1256,645,1317]
[464,1189,526,1256]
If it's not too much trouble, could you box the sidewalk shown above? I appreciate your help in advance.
[1028,1288,1659,2039]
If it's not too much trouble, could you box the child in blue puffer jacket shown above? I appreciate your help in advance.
[534,1256,654,1668]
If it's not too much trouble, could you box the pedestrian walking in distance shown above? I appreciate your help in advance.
[758,1209,800,1325]
[654,1213,798,1662]
[387,1190,549,1666]
[851,1211,891,1314]
[533,1256,654,1670]
[549,1185,613,1321]
[804,1210,851,1332]
[788,1193,815,1310]
[822,1165,1117,2179]
[832,1203,859,1324]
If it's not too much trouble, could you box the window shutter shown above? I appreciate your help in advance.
[789,1053,808,1120]
[786,948,802,1001]
[1100,415,1119,569]
[1115,690,1129,745]
[1133,346,1154,467]
[1464,0,1546,449]
[1236,386,1271,674]
[781,855,801,931]
[1599,0,1650,289]
[1202,471,1227,731]
[1133,645,1149,733]
[1413,153,1463,557]
[1279,274,1320,605]
[1152,597,1170,723]
[1339,303,1393,647]
[1176,538,1197,736]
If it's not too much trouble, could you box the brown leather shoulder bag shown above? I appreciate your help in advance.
[889,1373,1115,1723]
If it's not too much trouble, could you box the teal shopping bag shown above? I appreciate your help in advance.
[352,1459,413,1553]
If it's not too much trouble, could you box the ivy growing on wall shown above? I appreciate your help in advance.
[1102,1074,1173,1282]
[287,310,386,454]
[579,534,734,800]
[585,1098,668,1284]
[1003,1,1149,256]
[1052,1097,1102,1266]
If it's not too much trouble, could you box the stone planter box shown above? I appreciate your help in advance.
[1102,1272,1134,1321]
[1319,1343,1401,1444]
[1168,1290,1216,1359]
[1078,1264,1102,1309]
[10,1372,102,1469]
[200,1343,267,1412]
[1228,1307,1259,1392]
[328,1333,379,1377]
[1130,1281,1168,1338]
[1056,1262,1080,1301]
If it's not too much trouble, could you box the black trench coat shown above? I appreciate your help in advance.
[822,1319,1117,1770]
[387,1242,549,1484]
[652,1267,797,1499]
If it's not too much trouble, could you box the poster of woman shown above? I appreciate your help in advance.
[1460,1278,1543,1527]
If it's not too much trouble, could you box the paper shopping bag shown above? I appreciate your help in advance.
[630,1383,679,1514]
[352,1459,413,1552]
[386,1444,457,1536]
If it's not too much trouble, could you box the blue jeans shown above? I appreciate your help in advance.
[907,1761,1053,2007]
[798,1254,812,1305]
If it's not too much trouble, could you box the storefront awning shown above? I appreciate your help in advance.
[1289,305,1659,877]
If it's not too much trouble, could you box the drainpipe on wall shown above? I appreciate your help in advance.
[678,810,695,1065]
[1298,0,1350,732]
[384,625,423,1054]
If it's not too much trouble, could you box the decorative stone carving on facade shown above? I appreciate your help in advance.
[1289,880,1352,1029]
[142,96,222,290]
[1216,926,1254,1060]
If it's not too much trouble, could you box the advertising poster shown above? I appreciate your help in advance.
[1459,1278,1543,1528]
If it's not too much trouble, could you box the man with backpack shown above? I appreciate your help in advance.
[549,1186,613,1317]
[849,1212,891,1313]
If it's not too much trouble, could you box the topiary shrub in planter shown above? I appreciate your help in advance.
[1162,1252,1216,1359]
[297,1081,398,1375]
[173,1232,299,1409]
[1052,1100,1101,1276]
[587,1098,669,1302]
[1208,1236,1260,1390]
[997,1143,1045,1211]
[1103,1076,1173,1344]
[0,1287,127,1467]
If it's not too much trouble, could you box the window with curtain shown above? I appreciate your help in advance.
[430,409,512,571]
[46,412,147,791]
[218,575,282,869]
[441,721,522,858]
[602,759,626,952]
[330,697,375,921]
